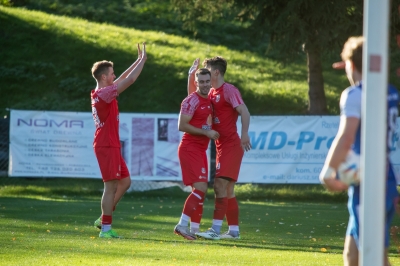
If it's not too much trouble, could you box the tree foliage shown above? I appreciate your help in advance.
[172,0,400,114]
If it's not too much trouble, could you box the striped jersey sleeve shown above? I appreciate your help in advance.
[96,84,118,103]
[223,83,244,108]
[181,93,199,116]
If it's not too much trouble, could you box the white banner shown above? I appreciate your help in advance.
[9,110,210,181]
[9,110,400,183]
[237,116,400,184]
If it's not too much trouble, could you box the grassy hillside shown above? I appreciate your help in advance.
[0,5,351,117]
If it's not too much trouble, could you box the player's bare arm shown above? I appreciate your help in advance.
[235,104,251,151]
[178,113,219,140]
[187,58,199,95]
[116,42,147,95]
[320,116,359,191]
[114,44,143,85]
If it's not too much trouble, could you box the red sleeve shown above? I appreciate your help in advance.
[224,85,244,108]
[180,94,199,116]
[96,84,118,103]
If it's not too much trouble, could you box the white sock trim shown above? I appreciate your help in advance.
[229,225,239,231]
[190,222,200,229]
[212,219,223,226]
[179,214,190,226]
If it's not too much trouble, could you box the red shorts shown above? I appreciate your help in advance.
[215,143,244,181]
[94,147,130,182]
[178,145,208,186]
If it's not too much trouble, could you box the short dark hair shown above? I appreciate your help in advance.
[341,36,364,73]
[91,60,113,81]
[203,56,227,75]
[195,68,211,78]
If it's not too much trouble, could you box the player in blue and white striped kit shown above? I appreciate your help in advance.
[320,36,399,266]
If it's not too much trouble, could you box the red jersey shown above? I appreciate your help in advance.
[180,92,213,150]
[209,82,244,148]
[91,84,120,148]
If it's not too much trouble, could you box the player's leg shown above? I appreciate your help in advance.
[190,151,209,233]
[175,146,207,240]
[94,150,130,229]
[175,182,207,240]
[197,142,241,240]
[216,143,243,239]
[114,176,131,208]
[212,177,230,234]
[113,158,131,211]
[94,147,122,238]
[99,179,120,238]
[344,190,359,265]
[221,181,240,239]
[343,236,358,266]
[195,177,228,240]
[189,182,207,233]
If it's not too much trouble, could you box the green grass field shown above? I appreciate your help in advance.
[2,2,400,265]
[1,178,400,265]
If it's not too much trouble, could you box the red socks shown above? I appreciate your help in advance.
[102,215,112,225]
[182,189,205,217]
[226,197,239,226]
[191,199,204,224]
[213,197,228,220]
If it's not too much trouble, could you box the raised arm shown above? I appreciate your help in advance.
[187,58,199,95]
[236,104,251,151]
[114,44,143,85]
[116,43,147,95]
[178,113,219,140]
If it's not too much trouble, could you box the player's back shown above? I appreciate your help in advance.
[209,83,243,147]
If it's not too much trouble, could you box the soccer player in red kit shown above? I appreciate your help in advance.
[174,68,220,240]
[91,43,147,238]
[188,57,251,240]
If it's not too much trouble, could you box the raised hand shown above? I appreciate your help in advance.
[141,42,147,61]
[137,43,142,59]
[188,58,199,76]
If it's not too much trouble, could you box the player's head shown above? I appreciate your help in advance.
[91,60,115,85]
[195,68,211,96]
[333,36,363,85]
[203,56,227,78]
[341,36,363,73]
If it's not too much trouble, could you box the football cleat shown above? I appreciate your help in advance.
[94,217,101,229]
[99,229,120,238]
[220,231,240,239]
[195,228,220,240]
[174,224,197,240]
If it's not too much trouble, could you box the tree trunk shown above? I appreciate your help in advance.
[307,48,327,115]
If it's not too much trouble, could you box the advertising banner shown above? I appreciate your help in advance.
[238,116,400,184]
[9,110,400,183]
[9,110,208,181]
